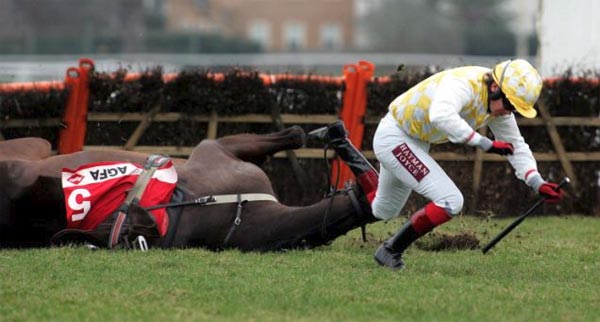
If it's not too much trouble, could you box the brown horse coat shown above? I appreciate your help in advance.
[0,126,377,250]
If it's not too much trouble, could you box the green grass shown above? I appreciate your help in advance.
[1,216,599,322]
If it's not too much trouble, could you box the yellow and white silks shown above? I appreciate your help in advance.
[371,66,543,220]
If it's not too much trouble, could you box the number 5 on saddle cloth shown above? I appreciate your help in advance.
[55,155,177,249]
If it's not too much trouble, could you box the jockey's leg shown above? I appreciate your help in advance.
[370,130,462,270]
[309,121,378,201]
[373,202,451,269]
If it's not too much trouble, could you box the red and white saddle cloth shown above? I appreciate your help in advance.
[61,161,178,236]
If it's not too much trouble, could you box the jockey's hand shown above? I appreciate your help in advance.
[486,140,514,156]
[469,135,514,156]
[538,182,565,203]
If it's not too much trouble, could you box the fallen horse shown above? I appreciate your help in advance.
[0,125,380,251]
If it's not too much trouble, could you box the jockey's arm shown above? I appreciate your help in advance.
[487,115,543,189]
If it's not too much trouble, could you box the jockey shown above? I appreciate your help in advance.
[370,59,565,269]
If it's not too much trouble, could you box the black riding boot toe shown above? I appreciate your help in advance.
[308,121,347,143]
[374,243,405,270]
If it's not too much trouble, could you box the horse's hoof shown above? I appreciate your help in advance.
[289,125,307,148]
[374,244,405,270]
[308,121,347,143]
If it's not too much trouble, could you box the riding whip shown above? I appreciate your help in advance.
[482,177,570,254]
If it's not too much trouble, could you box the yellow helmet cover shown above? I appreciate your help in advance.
[492,59,542,118]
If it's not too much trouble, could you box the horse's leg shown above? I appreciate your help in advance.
[0,162,13,244]
[311,121,379,202]
[0,160,64,247]
[0,137,52,161]
[214,125,306,164]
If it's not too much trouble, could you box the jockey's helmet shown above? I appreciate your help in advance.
[491,59,543,118]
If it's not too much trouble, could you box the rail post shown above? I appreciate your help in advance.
[332,61,375,188]
[57,58,94,154]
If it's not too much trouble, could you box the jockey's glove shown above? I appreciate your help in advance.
[527,174,565,203]
[468,134,514,156]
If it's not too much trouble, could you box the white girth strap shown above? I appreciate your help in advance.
[206,193,278,205]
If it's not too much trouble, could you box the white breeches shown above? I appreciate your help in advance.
[371,114,464,221]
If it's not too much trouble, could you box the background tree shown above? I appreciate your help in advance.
[362,0,463,54]
[362,0,517,55]
[451,0,516,55]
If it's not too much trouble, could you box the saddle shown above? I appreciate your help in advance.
[51,155,179,250]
